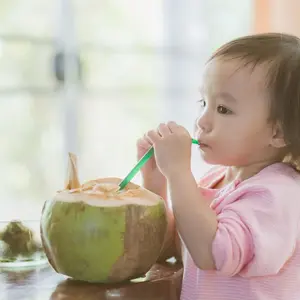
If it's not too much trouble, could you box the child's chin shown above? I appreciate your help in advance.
[199,152,222,165]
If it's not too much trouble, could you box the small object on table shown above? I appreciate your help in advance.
[0,220,47,267]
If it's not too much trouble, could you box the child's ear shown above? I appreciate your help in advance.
[271,122,286,148]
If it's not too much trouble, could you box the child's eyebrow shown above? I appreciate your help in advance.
[198,88,238,104]
[216,92,238,104]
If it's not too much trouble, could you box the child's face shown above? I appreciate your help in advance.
[195,58,281,167]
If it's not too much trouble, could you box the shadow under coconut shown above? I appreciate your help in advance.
[50,262,183,300]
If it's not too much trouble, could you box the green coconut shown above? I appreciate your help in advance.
[40,153,168,283]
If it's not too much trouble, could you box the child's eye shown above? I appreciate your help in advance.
[198,99,206,108]
[217,105,232,115]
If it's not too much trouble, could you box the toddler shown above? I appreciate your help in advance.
[137,32,300,300]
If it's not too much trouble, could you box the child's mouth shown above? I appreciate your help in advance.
[199,142,210,149]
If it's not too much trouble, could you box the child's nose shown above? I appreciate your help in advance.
[196,112,212,133]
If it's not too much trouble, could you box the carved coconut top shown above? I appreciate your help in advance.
[55,153,164,207]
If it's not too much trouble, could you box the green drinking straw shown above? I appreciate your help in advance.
[118,138,199,191]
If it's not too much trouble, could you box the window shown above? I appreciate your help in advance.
[1,0,252,220]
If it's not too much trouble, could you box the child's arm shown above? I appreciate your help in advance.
[168,169,299,277]
[212,185,299,277]
[167,171,218,270]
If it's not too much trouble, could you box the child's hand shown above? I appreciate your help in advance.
[136,134,165,187]
[145,121,192,178]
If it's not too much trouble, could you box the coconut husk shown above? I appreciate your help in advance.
[64,152,81,190]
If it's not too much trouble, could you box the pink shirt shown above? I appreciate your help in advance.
[181,163,300,300]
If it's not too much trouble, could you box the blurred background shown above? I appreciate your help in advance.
[1,0,299,220]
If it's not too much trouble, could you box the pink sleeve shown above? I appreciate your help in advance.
[212,187,299,277]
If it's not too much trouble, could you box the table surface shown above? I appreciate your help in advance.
[0,261,183,300]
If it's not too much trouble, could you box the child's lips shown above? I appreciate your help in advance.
[200,143,209,148]
[198,140,211,149]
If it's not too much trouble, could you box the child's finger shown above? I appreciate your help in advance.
[137,137,152,150]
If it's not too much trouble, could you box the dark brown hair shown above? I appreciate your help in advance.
[208,32,300,168]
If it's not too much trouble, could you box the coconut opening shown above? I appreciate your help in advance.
[56,154,162,207]
[55,179,161,207]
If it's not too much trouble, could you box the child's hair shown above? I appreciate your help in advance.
[208,32,300,170]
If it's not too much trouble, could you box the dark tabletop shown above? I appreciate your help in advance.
[0,262,183,300]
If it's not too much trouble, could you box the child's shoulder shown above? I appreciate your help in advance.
[233,162,300,209]
[242,162,300,190]
[199,162,300,197]
[211,163,300,224]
